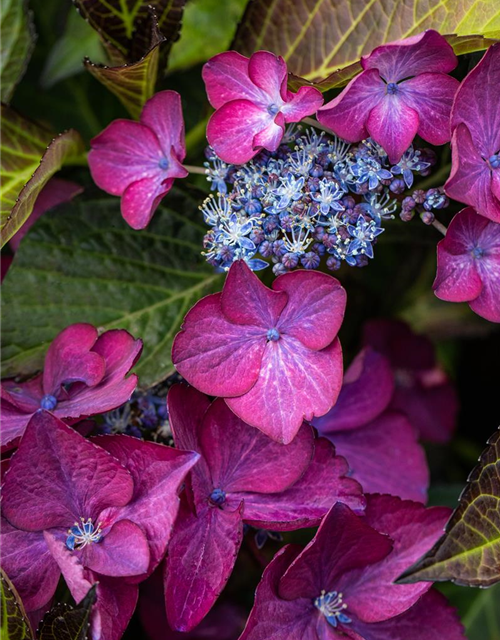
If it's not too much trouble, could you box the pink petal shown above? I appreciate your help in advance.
[366,96,419,163]
[274,270,346,351]
[278,503,392,601]
[339,494,450,623]
[327,412,429,503]
[140,90,186,161]
[202,51,266,110]
[1,376,43,450]
[121,175,173,230]
[167,384,210,452]
[206,99,272,164]
[253,116,285,152]
[226,337,343,444]
[2,411,134,531]
[200,399,313,494]
[221,260,287,328]
[164,499,244,632]
[318,69,384,141]
[238,438,365,530]
[172,292,266,397]
[43,530,94,602]
[362,30,457,81]
[314,348,394,433]
[399,73,459,144]
[282,86,324,122]
[248,51,287,102]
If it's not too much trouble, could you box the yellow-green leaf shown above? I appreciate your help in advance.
[0,569,33,640]
[0,0,36,102]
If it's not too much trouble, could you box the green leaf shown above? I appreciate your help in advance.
[463,583,500,640]
[1,190,222,388]
[38,585,96,640]
[399,428,500,587]
[233,0,500,90]
[0,105,85,248]
[0,569,34,640]
[0,0,36,102]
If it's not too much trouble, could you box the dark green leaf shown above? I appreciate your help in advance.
[0,0,36,102]
[399,428,500,587]
[1,190,222,388]
[463,583,500,640]
[0,105,85,248]
[38,585,97,640]
[0,569,33,640]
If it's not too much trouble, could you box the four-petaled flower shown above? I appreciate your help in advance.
[1,323,142,450]
[318,30,459,163]
[203,51,323,164]
[88,91,188,230]
[433,207,500,323]
[172,260,346,444]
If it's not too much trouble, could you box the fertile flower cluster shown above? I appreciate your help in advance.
[201,130,436,273]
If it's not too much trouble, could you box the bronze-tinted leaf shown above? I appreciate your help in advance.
[0,569,33,640]
[399,428,500,587]
[38,585,97,640]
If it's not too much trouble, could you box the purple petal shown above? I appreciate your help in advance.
[167,384,210,452]
[274,270,346,351]
[164,499,244,632]
[278,503,392,601]
[317,69,384,142]
[366,96,419,164]
[399,73,459,145]
[226,338,343,444]
[238,438,365,530]
[2,411,134,531]
[0,376,43,450]
[362,30,457,82]
[172,292,266,397]
[327,412,429,503]
[140,90,186,161]
[314,348,394,433]
[200,398,313,494]
[281,86,324,122]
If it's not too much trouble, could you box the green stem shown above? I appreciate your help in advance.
[432,219,447,236]
[302,116,335,135]
[183,165,207,175]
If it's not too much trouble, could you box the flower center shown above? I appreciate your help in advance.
[314,590,351,628]
[267,103,280,116]
[266,328,280,341]
[158,157,170,170]
[386,82,398,95]
[40,394,58,410]
[488,154,500,169]
[471,246,485,259]
[209,488,226,506]
[66,518,102,551]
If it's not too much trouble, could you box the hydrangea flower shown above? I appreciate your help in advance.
[433,207,500,323]
[202,51,323,164]
[317,30,459,163]
[172,260,346,444]
[88,91,188,230]
[363,319,459,443]
[164,384,364,631]
[1,323,142,450]
[314,348,429,502]
[239,496,464,640]
[1,411,199,640]
[445,44,500,222]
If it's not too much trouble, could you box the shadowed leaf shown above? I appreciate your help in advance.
[38,585,97,640]
[0,0,36,102]
[1,190,222,388]
[463,583,500,640]
[0,569,33,640]
[398,428,500,587]
[0,105,85,248]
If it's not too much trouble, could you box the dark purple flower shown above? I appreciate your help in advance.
[318,30,459,163]
[172,260,346,444]
[1,411,198,640]
[1,323,142,451]
[203,51,323,164]
[163,384,364,632]
[314,348,429,502]
[433,207,500,322]
[239,496,464,640]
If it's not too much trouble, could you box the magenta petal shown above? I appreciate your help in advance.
[317,69,384,141]
[140,90,186,160]
[2,412,134,531]
[253,118,285,152]
[121,175,171,230]
[0,518,60,611]
[274,270,346,351]
[91,576,139,640]
[0,377,43,450]
[340,494,450,623]
[328,412,429,502]
[172,292,266,397]
[279,503,392,601]
[239,438,365,530]
[399,73,459,145]
[167,384,210,452]
[164,499,244,632]
[227,338,343,444]
[362,30,457,81]
[202,51,265,110]
[221,260,287,327]
[247,51,287,100]
[314,348,393,433]
[366,96,419,163]
[282,86,324,122]
[200,399,313,494]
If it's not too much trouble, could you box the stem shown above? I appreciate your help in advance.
[432,219,447,236]
[302,116,336,136]
[183,164,207,175]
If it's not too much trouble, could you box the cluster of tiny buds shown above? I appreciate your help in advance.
[400,187,449,225]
